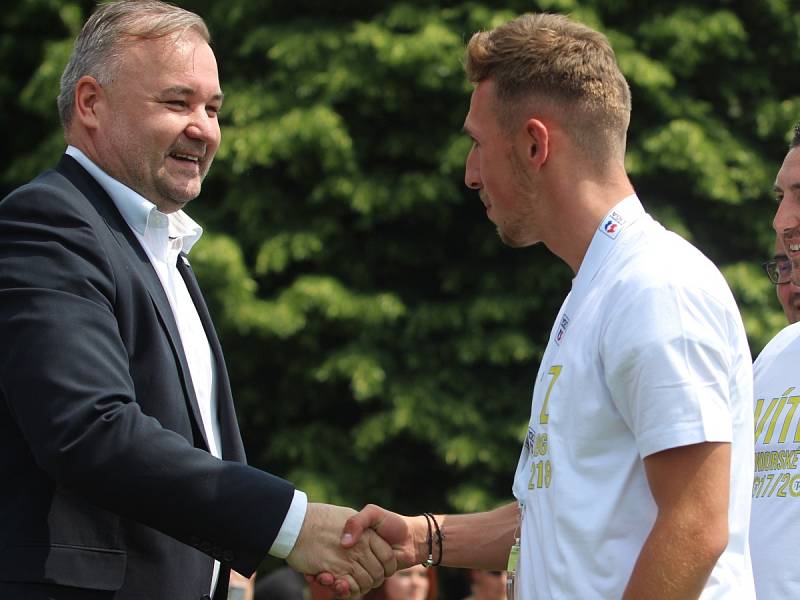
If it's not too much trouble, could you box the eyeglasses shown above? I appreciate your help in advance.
[762,256,793,284]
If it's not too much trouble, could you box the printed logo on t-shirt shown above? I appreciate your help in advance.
[601,211,625,239]
[753,385,800,499]
[524,426,537,453]
[555,314,570,345]
[524,424,552,491]
[525,365,561,493]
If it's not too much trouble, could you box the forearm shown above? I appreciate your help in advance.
[412,502,519,571]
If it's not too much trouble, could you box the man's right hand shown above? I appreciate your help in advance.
[312,504,429,597]
[285,503,397,599]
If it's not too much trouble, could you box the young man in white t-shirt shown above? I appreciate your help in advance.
[324,12,755,600]
[750,125,800,599]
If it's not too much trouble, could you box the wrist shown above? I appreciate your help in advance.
[411,514,430,565]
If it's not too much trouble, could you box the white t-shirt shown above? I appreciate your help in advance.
[511,195,755,599]
[750,321,800,599]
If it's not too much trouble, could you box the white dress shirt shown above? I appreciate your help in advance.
[66,146,307,592]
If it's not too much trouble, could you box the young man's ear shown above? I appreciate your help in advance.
[524,118,549,171]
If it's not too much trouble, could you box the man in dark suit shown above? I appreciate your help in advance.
[0,2,393,599]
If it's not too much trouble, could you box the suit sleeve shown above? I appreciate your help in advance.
[0,180,294,576]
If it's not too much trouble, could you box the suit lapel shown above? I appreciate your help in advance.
[55,154,211,452]
[176,254,245,462]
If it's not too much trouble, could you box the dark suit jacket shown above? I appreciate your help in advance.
[0,155,295,599]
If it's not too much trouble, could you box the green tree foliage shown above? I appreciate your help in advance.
[3,0,798,586]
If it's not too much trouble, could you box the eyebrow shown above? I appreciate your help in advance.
[158,85,225,104]
[774,182,800,194]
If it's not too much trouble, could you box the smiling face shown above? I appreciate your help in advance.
[463,79,543,248]
[91,31,222,213]
[774,235,800,324]
[773,146,800,286]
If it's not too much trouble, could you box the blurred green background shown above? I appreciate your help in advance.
[2,0,798,595]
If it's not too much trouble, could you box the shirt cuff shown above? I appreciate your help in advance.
[268,489,308,559]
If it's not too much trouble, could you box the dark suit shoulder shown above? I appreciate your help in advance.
[0,164,116,307]
[2,164,98,221]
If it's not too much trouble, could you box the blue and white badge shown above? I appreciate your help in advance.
[600,210,626,239]
[554,314,570,345]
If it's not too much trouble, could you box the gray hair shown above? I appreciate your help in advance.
[791,123,800,150]
[57,0,210,130]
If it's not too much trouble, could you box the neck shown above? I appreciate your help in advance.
[542,164,634,274]
[65,131,106,175]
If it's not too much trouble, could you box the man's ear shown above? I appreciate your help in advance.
[73,75,104,130]
[524,117,549,171]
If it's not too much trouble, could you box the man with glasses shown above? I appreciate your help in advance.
[762,242,800,324]
[750,124,800,599]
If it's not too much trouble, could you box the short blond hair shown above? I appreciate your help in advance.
[466,13,631,164]
[58,0,210,130]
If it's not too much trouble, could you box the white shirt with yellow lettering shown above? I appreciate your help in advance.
[511,195,755,599]
[750,321,800,598]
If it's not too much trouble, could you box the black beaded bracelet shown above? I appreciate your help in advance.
[424,512,444,566]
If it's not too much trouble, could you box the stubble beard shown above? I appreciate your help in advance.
[152,155,214,213]
[495,199,540,249]
[497,149,541,248]
[497,225,532,248]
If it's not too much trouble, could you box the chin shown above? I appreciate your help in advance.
[164,190,198,209]
[498,230,537,248]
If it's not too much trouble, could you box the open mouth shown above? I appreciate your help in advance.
[782,226,800,253]
[170,152,201,165]
[782,227,800,286]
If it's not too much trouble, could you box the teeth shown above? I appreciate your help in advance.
[173,153,199,162]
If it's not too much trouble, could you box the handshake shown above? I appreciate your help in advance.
[285,502,427,599]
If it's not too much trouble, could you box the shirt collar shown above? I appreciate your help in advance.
[574,194,645,295]
[65,146,203,253]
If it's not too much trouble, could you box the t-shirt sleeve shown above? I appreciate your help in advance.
[601,281,736,458]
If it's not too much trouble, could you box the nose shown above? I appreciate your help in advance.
[773,197,799,233]
[464,146,481,190]
[184,108,220,146]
